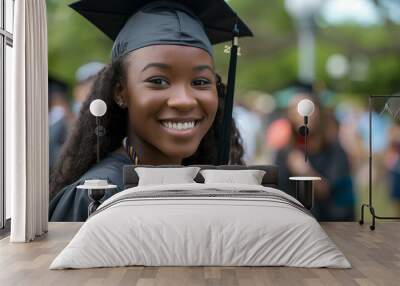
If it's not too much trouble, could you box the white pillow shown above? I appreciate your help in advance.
[135,167,201,186]
[200,169,266,185]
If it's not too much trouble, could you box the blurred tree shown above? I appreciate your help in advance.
[47,0,112,94]
[47,0,400,98]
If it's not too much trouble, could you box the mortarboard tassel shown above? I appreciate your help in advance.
[217,18,240,165]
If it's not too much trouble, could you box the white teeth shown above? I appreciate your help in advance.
[161,120,197,131]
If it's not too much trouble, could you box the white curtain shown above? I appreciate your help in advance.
[7,0,49,242]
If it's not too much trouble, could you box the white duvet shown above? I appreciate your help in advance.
[50,183,351,269]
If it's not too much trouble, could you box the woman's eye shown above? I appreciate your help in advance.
[146,77,169,86]
[192,78,211,86]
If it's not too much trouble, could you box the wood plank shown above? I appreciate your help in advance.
[0,222,399,286]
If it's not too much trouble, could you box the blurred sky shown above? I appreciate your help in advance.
[321,0,400,25]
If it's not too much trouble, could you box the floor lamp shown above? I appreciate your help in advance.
[360,95,400,230]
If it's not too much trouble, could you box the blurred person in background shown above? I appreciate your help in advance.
[274,90,355,221]
[334,101,365,175]
[48,76,71,172]
[49,61,105,172]
[72,62,106,118]
[233,100,263,164]
[356,101,391,190]
[385,121,400,216]
[249,92,277,164]
[232,91,274,164]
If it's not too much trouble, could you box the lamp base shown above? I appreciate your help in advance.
[295,180,313,210]
[289,177,320,210]
[88,189,105,217]
[359,203,400,231]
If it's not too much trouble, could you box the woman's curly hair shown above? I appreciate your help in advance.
[50,54,245,200]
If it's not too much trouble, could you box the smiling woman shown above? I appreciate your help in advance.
[49,0,252,222]
[118,45,219,165]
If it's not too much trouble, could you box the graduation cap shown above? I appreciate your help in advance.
[70,0,254,165]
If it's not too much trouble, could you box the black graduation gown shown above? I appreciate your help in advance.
[49,151,132,222]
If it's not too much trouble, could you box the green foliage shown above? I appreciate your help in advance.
[47,0,400,98]
[47,0,112,88]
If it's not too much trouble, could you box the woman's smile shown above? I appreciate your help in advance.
[158,118,203,138]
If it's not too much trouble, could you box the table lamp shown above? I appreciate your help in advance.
[89,99,107,163]
[297,98,315,162]
[82,99,111,216]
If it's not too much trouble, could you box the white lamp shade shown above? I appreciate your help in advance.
[89,99,107,117]
[297,99,315,117]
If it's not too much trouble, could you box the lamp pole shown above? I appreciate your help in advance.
[89,99,107,163]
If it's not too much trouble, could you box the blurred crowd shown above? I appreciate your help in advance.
[49,65,400,221]
[232,83,400,221]
[48,62,105,171]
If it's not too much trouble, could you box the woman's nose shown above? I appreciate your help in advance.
[167,86,197,111]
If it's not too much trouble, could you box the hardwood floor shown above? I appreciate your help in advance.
[0,222,399,286]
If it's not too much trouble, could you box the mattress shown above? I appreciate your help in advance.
[50,183,351,269]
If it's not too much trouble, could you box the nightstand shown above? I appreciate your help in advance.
[289,176,321,210]
[77,183,117,216]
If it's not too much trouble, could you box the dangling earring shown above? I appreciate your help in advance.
[118,102,127,108]
[115,97,127,108]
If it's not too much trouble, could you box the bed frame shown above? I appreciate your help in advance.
[123,165,279,189]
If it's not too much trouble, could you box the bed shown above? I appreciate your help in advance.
[49,165,350,269]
